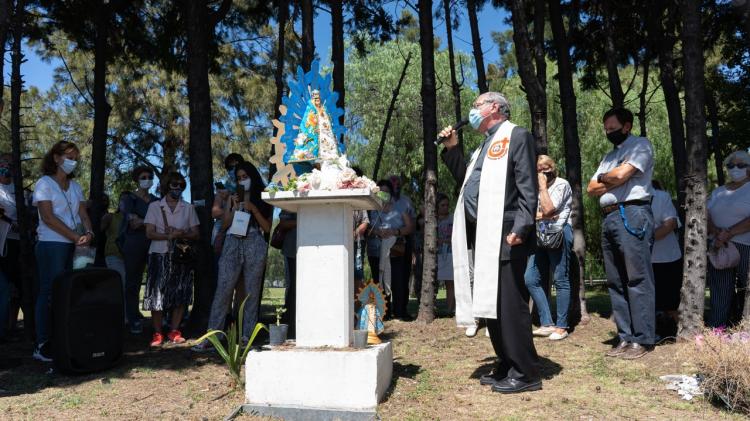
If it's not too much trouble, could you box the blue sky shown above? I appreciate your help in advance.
[23,4,511,92]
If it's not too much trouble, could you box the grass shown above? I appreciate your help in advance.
[0,285,744,420]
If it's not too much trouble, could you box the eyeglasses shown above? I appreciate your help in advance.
[727,163,748,169]
[169,183,185,190]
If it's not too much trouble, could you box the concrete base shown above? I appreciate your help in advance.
[245,343,392,416]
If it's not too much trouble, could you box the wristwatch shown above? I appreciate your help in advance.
[85,230,95,239]
[597,173,606,184]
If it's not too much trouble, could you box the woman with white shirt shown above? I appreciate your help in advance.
[525,155,573,341]
[650,181,682,324]
[143,172,200,346]
[32,141,94,362]
[707,150,750,327]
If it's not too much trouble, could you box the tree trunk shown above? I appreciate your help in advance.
[10,0,34,340]
[677,0,708,338]
[0,0,11,115]
[637,55,650,137]
[373,52,412,181]
[601,1,624,108]
[89,0,112,246]
[648,2,687,209]
[706,92,724,186]
[417,0,438,324]
[533,0,546,92]
[270,0,289,180]
[467,0,487,94]
[510,0,547,154]
[301,0,314,71]
[442,0,463,152]
[330,0,344,134]
[549,0,590,325]
[185,0,220,333]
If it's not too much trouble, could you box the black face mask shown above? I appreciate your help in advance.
[606,129,628,146]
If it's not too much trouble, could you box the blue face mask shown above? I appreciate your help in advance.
[469,108,485,130]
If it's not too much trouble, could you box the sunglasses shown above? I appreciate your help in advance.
[727,163,748,169]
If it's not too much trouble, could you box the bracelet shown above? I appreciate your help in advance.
[85,231,95,239]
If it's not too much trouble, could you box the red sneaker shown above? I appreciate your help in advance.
[167,330,186,344]
[150,332,164,347]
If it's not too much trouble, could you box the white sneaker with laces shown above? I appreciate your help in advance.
[32,342,53,362]
[532,326,556,337]
[549,330,569,341]
[465,323,479,337]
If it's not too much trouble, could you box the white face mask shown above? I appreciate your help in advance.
[60,158,77,175]
[728,167,748,182]
[139,179,153,190]
[239,179,252,190]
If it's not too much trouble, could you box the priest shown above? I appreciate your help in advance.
[439,92,541,394]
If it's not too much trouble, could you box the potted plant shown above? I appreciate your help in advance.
[269,306,288,346]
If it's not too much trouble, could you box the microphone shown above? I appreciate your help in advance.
[434,119,469,146]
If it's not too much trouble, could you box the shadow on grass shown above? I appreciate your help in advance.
[379,360,422,403]
[468,356,562,381]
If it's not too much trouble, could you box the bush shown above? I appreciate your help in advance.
[689,322,750,414]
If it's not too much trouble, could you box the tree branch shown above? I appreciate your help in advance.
[57,50,94,109]
[109,135,162,177]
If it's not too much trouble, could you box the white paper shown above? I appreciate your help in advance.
[227,210,251,237]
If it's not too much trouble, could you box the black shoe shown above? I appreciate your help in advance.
[605,340,631,357]
[491,377,542,394]
[479,369,507,386]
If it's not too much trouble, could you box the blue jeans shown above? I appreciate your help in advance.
[525,224,573,329]
[601,204,655,345]
[35,241,75,344]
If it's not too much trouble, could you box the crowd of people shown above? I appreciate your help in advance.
[0,100,747,377]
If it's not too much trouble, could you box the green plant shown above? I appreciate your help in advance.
[195,295,267,387]
[275,306,287,326]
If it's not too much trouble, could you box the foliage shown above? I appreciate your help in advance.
[194,295,267,388]
[345,40,481,209]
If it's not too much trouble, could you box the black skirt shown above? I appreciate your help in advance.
[654,258,683,312]
[143,253,194,311]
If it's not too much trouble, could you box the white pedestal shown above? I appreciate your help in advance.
[262,189,381,348]
[244,343,392,415]
[250,189,391,419]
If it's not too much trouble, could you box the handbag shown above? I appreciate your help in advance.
[270,225,286,249]
[390,236,406,257]
[536,221,564,249]
[708,241,740,270]
[160,206,196,265]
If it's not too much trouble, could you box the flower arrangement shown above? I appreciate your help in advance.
[266,155,380,194]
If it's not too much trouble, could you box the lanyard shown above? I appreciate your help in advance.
[618,204,646,240]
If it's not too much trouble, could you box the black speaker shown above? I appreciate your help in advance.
[52,267,124,374]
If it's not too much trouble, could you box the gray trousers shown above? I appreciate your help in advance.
[208,229,267,340]
[601,204,656,345]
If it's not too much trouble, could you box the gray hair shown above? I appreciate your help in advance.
[482,92,511,119]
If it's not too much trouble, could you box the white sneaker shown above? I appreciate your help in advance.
[549,330,568,341]
[532,326,556,337]
[32,342,53,362]
[465,323,479,337]
[485,327,490,337]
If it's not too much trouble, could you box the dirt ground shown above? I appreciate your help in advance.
[0,286,744,420]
